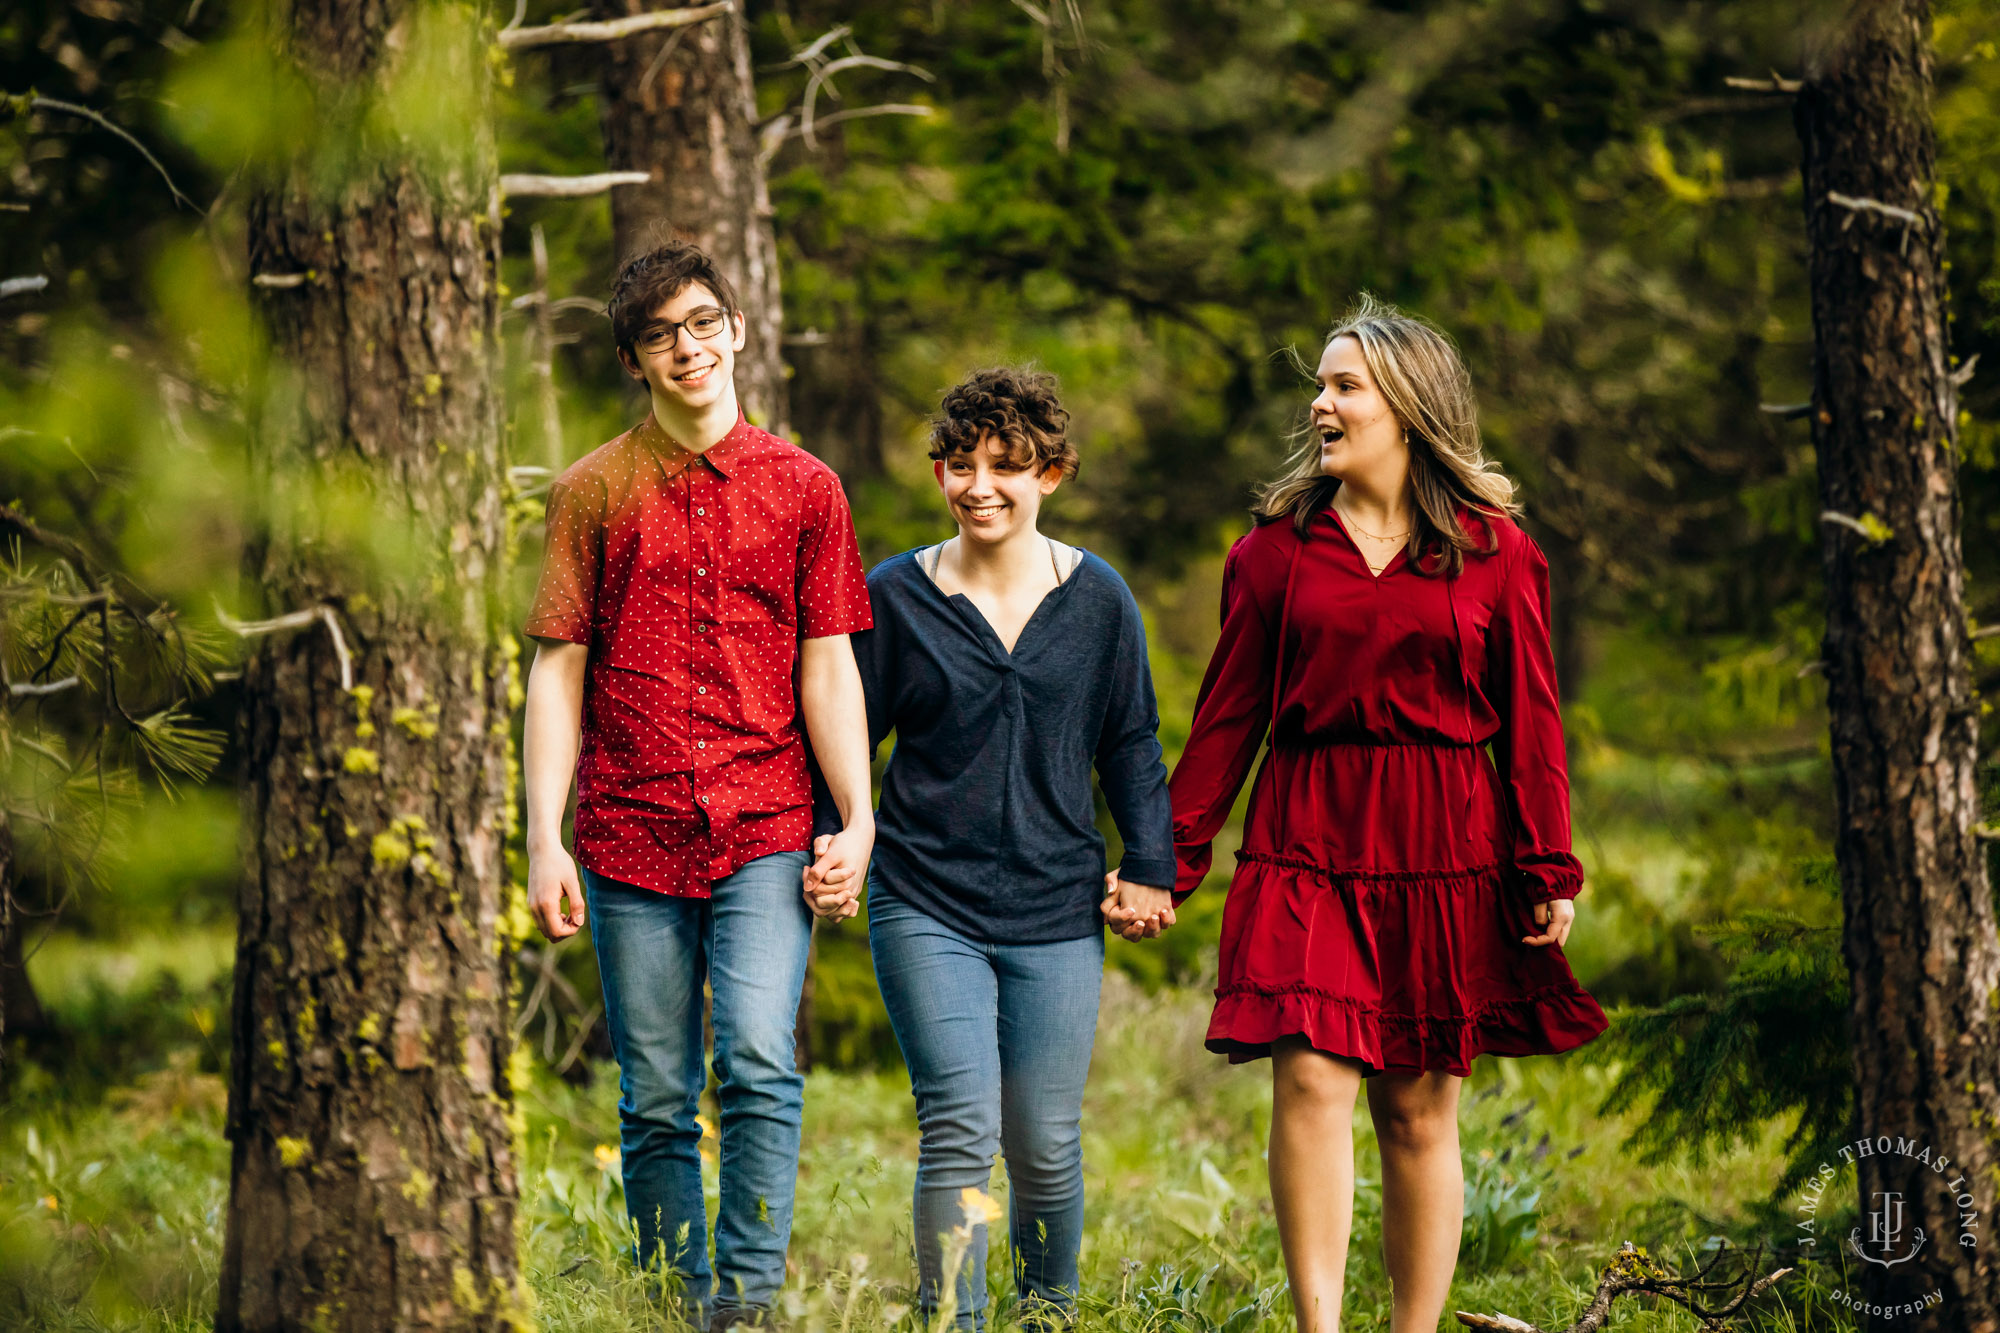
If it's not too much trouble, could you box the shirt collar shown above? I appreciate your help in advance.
[638,412,753,479]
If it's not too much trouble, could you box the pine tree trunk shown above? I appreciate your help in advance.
[1797,3,2000,1327]
[591,0,788,436]
[216,2,522,1328]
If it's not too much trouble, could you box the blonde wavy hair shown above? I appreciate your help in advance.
[1254,293,1518,577]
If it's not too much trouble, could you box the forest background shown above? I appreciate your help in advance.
[1,0,1998,1329]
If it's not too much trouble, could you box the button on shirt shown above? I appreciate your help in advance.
[525,415,872,897]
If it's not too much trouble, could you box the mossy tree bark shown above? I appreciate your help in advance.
[591,0,788,437]
[216,2,524,1328]
[1798,2,2000,1326]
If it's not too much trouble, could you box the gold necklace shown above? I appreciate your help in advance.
[1334,499,1411,543]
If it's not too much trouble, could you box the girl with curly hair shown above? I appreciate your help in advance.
[814,367,1176,1329]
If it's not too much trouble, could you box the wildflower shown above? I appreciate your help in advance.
[959,1186,1003,1227]
[39,1195,58,1211]
[593,1144,620,1172]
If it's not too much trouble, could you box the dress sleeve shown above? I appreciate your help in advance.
[1485,535,1585,903]
[1166,534,1277,898]
[1094,579,1176,892]
[523,480,600,644]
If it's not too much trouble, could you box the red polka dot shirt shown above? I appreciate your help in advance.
[525,414,872,897]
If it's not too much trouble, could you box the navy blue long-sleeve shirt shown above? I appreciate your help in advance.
[819,546,1176,944]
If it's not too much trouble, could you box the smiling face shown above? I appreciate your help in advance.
[618,281,746,414]
[935,434,1062,547]
[1311,333,1408,483]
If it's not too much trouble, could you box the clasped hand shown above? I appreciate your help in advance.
[802,826,870,921]
[1099,869,1175,941]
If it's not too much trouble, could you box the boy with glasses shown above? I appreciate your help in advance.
[521,241,875,1330]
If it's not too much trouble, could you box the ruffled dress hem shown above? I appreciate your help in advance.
[1203,851,1608,1077]
[1204,978,1610,1077]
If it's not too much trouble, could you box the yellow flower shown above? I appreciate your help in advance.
[959,1187,1004,1227]
[39,1195,57,1211]
[593,1144,620,1172]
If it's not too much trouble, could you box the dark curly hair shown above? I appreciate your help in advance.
[927,368,1079,480]
[606,241,740,362]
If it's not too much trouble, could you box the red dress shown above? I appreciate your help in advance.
[1169,506,1607,1075]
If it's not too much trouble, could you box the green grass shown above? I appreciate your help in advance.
[3,951,1855,1333]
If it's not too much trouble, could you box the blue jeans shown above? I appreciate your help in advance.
[584,851,813,1322]
[868,888,1104,1331]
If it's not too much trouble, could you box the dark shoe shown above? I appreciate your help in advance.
[708,1307,772,1333]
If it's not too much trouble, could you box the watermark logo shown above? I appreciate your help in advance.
[1794,1133,1981,1315]
[1854,1190,1926,1268]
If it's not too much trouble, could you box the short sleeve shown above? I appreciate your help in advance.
[796,468,873,638]
[1485,535,1586,903]
[524,480,601,643]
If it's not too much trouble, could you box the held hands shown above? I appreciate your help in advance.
[1522,897,1576,948]
[803,825,872,921]
[528,843,587,941]
[1099,869,1176,942]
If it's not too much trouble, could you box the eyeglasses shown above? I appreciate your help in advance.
[635,306,731,356]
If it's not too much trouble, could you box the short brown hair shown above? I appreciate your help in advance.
[927,368,1079,480]
[607,241,741,360]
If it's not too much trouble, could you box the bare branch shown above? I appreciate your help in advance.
[252,272,310,289]
[0,275,49,300]
[500,171,651,198]
[15,95,195,210]
[1456,1243,1792,1333]
[496,2,730,50]
[1952,351,1979,388]
[803,54,935,147]
[766,23,851,70]
[1724,71,1802,93]
[1827,190,1926,228]
[1821,510,1893,543]
[1971,624,2000,642]
[778,102,932,157]
[214,602,354,693]
[7,676,82,697]
[1760,402,1812,419]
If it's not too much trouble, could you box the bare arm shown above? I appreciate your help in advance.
[524,640,588,939]
[798,633,874,917]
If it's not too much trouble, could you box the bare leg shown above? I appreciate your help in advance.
[1366,1071,1464,1333]
[1269,1038,1365,1333]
